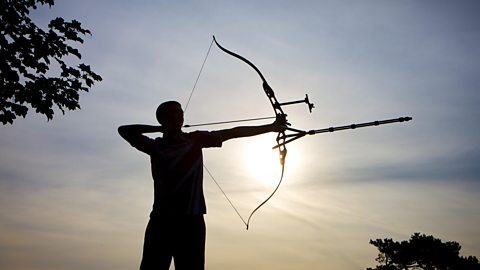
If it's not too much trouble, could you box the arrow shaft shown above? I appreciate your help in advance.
[183,116,276,128]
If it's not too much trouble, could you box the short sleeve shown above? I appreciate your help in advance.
[126,134,156,154]
[189,131,223,148]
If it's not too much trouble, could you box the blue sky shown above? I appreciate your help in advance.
[1,1,479,269]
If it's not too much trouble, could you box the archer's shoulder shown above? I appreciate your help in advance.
[187,130,218,138]
[186,130,223,147]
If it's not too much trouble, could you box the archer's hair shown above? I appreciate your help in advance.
[156,101,181,124]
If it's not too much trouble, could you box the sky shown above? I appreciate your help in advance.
[1,0,480,269]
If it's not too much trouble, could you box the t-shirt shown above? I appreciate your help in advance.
[127,131,223,215]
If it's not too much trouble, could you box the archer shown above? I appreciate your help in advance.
[118,100,286,270]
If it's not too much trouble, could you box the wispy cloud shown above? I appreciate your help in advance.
[2,1,480,269]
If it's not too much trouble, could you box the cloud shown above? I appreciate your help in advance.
[2,1,480,269]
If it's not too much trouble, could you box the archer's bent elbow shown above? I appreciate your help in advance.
[118,125,130,140]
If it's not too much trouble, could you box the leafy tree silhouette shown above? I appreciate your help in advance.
[1,0,102,124]
[368,233,480,270]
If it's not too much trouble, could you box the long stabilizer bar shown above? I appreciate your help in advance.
[273,116,412,149]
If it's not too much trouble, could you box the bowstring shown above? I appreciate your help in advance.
[184,38,214,113]
[204,164,248,228]
[184,37,248,228]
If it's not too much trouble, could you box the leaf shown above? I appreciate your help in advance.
[1,0,101,125]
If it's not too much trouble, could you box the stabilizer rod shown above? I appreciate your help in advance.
[309,116,412,134]
[273,116,412,149]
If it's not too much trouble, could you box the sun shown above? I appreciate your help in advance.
[242,135,298,187]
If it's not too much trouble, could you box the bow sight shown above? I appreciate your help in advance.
[279,94,315,113]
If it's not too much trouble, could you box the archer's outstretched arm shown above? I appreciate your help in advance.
[216,118,286,142]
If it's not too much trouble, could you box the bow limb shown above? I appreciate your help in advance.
[212,36,286,119]
[213,35,288,229]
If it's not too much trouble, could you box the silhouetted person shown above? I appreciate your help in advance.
[118,101,286,270]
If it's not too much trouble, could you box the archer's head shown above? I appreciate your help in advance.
[156,101,184,133]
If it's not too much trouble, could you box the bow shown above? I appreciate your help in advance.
[212,36,291,229]
[186,36,411,230]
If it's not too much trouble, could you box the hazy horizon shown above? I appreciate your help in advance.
[1,1,479,269]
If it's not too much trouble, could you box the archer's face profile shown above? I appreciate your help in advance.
[157,102,184,133]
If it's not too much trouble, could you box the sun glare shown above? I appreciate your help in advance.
[243,135,300,187]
